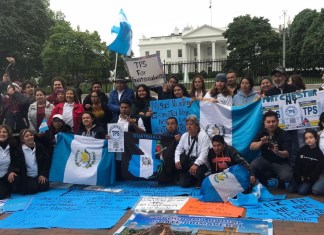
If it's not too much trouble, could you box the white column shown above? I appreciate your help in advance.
[212,41,216,72]
[182,42,189,83]
[197,42,201,72]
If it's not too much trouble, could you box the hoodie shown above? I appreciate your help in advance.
[232,89,260,106]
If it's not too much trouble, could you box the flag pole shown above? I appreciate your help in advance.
[114,52,118,81]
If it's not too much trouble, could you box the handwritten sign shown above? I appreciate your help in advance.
[246,197,324,223]
[262,89,324,130]
[124,54,165,87]
[133,196,189,212]
[178,198,244,217]
[150,97,191,134]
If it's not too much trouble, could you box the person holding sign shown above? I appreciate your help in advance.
[174,115,209,188]
[287,129,324,195]
[172,84,190,99]
[204,73,232,106]
[131,84,156,133]
[250,110,293,187]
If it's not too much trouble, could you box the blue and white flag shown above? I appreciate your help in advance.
[49,133,115,187]
[199,164,251,202]
[38,117,49,133]
[108,9,132,56]
[190,100,263,162]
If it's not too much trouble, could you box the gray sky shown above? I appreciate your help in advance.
[49,0,323,56]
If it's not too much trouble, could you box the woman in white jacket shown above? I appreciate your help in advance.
[28,89,54,134]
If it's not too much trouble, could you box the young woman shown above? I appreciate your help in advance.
[204,73,232,105]
[288,74,306,90]
[85,91,111,129]
[0,125,20,199]
[189,75,207,99]
[131,84,157,133]
[172,84,190,99]
[77,111,106,139]
[233,75,260,106]
[28,89,54,134]
[259,76,273,97]
[49,88,84,133]
[288,129,324,195]
[15,129,51,195]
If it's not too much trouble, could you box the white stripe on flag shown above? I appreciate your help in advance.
[64,135,104,185]
[209,170,245,202]
[139,139,154,178]
[200,101,233,144]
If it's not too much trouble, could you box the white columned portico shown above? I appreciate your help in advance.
[212,41,216,71]
[197,42,201,72]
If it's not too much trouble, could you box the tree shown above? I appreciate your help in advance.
[0,0,54,80]
[223,15,281,76]
[301,8,324,68]
[287,9,319,58]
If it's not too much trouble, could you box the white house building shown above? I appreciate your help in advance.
[138,24,228,82]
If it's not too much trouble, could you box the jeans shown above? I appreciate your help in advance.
[287,179,312,195]
[251,157,293,186]
[312,173,324,196]
[178,164,208,188]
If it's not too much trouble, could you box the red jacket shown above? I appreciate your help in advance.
[48,102,84,133]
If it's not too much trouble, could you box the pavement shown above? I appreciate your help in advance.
[0,188,324,235]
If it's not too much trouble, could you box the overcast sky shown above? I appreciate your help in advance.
[49,0,323,57]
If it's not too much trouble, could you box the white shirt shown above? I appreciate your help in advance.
[204,91,233,106]
[117,90,124,101]
[0,145,10,178]
[63,102,74,128]
[175,130,211,166]
[117,115,146,132]
[22,144,38,178]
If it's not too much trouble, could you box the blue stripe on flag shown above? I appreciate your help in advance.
[151,140,159,173]
[189,100,200,120]
[97,140,116,186]
[129,144,141,177]
[49,133,74,182]
[228,164,250,189]
[232,100,262,162]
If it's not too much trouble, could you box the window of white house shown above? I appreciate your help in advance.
[207,47,212,56]
[167,64,172,74]
[194,48,197,57]
[167,50,171,58]
[156,51,160,56]
[221,46,226,55]
[178,49,182,58]
[145,51,150,56]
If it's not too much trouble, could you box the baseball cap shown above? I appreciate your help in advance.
[53,114,64,121]
[271,66,287,75]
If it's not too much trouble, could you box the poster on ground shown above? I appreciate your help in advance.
[114,213,273,235]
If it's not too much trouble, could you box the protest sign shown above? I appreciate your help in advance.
[133,196,189,212]
[262,89,324,130]
[178,198,244,217]
[150,97,191,134]
[124,54,165,87]
[108,123,124,152]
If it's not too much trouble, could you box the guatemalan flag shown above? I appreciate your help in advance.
[49,133,115,187]
[38,117,49,133]
[108,9,132,56]
[190,99,263,162]
[199,164,251,202]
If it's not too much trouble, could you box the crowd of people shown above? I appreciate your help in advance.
[0,65,324,199]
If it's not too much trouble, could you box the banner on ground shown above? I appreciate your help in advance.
[122,132,176,180]
[262,89,324,130]
[115,213,273,235]
[150,97,191,134]
[125,54,165,88]
[49,133,115,186]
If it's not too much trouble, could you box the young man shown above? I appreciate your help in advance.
[250,110,293,187]
[47,77,66,104]
[226,70,238,96]
[161,117,181,142]
[174,115,210,187]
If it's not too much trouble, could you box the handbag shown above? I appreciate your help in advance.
[180,137,197,173]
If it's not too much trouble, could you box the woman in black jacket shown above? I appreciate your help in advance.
[14,129,51,195]
[0,124,20,199]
